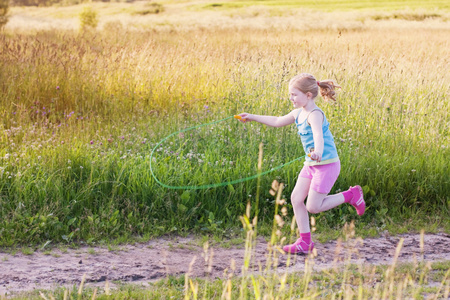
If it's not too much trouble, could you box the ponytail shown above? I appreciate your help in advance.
[317,80,341,102]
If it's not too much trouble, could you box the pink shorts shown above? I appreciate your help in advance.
[299,161,341,194]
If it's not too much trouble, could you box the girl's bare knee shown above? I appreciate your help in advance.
[306,202,320,214]
[291,197,305,209]
[306,190,327,214]
[291,197,307,213]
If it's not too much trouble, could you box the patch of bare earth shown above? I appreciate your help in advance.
[1,233,449,296]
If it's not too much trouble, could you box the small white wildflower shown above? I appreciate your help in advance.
[68,166,71,169]
[80,166,83,169]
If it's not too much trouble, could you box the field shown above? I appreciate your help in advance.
[0,0,449,298]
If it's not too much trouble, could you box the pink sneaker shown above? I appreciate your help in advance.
[283,238,314,254]
[349,185,365,216]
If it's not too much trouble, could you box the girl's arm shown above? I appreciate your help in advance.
[237,110,298,128]
[308,110,324,162]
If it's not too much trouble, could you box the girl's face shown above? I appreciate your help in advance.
[289,86,311,108]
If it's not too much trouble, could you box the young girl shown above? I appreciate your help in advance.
[236,73,365,254]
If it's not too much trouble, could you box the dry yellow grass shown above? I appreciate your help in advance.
[5,1,450,32]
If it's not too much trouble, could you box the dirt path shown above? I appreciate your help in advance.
[1,233,449,297]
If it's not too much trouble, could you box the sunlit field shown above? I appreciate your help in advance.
[1,0,449,246]
[0,0,449,297]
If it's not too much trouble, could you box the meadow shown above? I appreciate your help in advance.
[1,0,450,248]
[0,0,449,297]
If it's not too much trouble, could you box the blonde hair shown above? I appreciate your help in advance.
[289,73,341,102]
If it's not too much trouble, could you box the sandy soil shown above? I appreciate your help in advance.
[1,232,449,297]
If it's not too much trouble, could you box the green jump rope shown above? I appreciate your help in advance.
[149,116,308,190]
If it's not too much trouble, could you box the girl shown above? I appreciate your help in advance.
[237,73,365,254]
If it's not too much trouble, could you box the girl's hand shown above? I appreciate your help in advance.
[309,152,322,162]
[235,113,251,123]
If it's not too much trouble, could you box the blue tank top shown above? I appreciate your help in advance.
[295,109,339,165]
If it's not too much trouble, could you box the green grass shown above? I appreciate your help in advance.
[0,26,449,247]
[0,0,449,249]
[20,247,34,255]
[2,139,449,300]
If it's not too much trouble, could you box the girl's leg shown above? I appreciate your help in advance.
[305,161,365,215]
[301,161,343,214]
[290,175,312,234]
[305,190,345,214]
[306,187,365,215]
[283,174,315,254]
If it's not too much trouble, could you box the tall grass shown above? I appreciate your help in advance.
[195,0,450,11]
[0,24,449,246]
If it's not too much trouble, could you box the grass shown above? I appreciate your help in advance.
[8,261,449,299]
[0,13,448,300]
[1,94,449,300]
[0,2,449,247]
[20,247,34,255]
[7,1,450,33]
[195,0,450,11]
